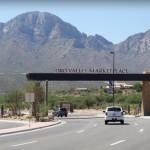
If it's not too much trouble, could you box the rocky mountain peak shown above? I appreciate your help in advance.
[0,22,4,28]
[2,11,85,43]
[3,12,61,37]
[85,34,113,51]
[116,31,150,54]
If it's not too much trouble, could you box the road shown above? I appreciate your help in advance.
[0,117,150,150]
[0,121,24,129]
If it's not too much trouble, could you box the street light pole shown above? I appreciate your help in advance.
[110,51,115,106]
[45,80,48,106]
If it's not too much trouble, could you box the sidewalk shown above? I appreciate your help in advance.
[0,119,61,135]
[140,116,150,119]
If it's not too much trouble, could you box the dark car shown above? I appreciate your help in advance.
[57,108,68,117]
[52,107,68,117]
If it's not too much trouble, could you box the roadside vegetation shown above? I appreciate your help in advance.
[0,82,142,117]
[48,85,142,114]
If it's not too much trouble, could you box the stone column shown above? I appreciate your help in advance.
[142,81,150,116]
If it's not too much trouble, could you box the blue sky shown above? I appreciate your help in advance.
[0,1,150,43]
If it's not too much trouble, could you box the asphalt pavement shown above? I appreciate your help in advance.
[0,116,150,150]
[0,120,25,129]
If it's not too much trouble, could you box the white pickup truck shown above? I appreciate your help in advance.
[103,106,124,125]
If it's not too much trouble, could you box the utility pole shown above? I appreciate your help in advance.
[16,91,18,115]
[45,80,48,116]
[45,80,48,106]
[110,51,115,106]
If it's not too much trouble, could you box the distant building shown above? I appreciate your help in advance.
[74,87,89,95]
[75,88,88,91]
[105,81,133,89]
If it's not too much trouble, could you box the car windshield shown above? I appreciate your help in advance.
[108,107,121,112]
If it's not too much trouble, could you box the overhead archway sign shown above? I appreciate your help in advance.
[26,72,150,116]
[26,73,150,81]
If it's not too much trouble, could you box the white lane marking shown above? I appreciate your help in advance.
[134,123,138,126]
[11,140,37,147]
[139,129,144,133]
[110,140,126,146]
[0,121,66,138]
[77,129,85,134]
[93,124,97,127]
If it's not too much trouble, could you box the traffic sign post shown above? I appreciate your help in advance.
[25,93,35,103]
[25,93,35,127]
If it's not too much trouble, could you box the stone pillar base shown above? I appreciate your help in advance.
[142,81,150,116]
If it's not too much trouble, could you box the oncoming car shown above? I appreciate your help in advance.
[103,106,124,125]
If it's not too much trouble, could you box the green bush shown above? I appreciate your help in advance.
[47,91,142,109]
[0,95,5,105]
[125,93,141,104]
[39,104,49,117]
[5,90,27,115]
[48,95,60,109]
[134,82,142,92]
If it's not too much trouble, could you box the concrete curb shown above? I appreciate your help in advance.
[0,120,62,136]
[140,116,150,119]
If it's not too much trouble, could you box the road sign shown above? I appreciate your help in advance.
[25,93,35,102]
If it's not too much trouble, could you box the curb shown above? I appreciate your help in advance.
[140,116,150,119]
[0,120,62,136]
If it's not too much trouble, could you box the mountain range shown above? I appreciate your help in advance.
[0,11,150,91]
[1,11,150,74]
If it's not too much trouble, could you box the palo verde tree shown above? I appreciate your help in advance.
[5,90,25,116]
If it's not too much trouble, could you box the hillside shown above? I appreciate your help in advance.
[0,11,150,91]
